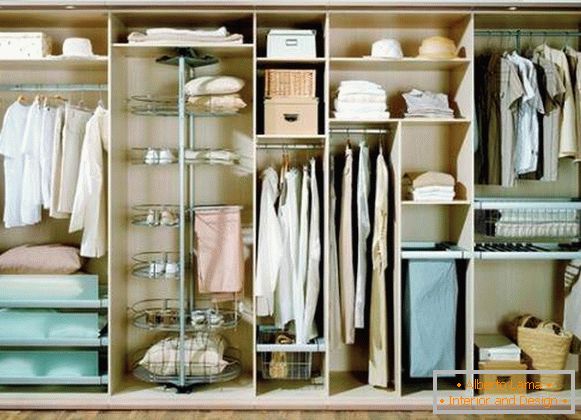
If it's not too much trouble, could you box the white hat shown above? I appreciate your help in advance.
[368,39,403,59]
[62,37,94,57]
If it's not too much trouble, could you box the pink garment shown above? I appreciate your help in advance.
[195,207,244,294]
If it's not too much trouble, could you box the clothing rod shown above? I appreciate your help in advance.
[0,84,108,92]
[330,129,388,134]
[474,30,581,37]
[256,144,324,150]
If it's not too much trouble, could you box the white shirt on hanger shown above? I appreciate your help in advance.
[255,167,282,317]
[295,164,310,344]
[20,97,43,225]
[303,158,321,343]
[0,100,30,228]
[69,105,109,258]
[355,142,371,329]
[40,103,57,209]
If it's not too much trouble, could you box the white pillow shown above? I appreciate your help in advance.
[185,76,245,96]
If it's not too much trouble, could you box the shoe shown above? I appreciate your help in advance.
[161,209,179,226]
[165,261,179,277]
[144,148,159,165]
[158,148,175,165]
[146,208,159,226]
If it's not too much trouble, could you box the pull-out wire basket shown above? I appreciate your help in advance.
[132,204,182,228]
[131,252,182,280]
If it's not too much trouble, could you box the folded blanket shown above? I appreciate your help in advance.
[406,185,455,194]
[408,192,456,201]
[402,171,456,188]
[187,94,246,112]
[340,80,383,89]
[336,92,387,103]
[334,111,390,120]
[185,149,240,164]
[128,31,243,45]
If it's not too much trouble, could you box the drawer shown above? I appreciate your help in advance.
[0,310,99,340]
[0,274,99,304]
[264,98,318,135]
[0,350,100,384]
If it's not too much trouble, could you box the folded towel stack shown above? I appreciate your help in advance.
[128,27,244,45]
[403,171,456,201]
[402,89,454,119]
[334,80,390,120]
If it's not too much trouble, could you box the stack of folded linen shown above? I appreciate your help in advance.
[402,89,454,118]
[128,27,244,45]
[402,171,456,201]
[185,75,247,113]
[334,80,389,120]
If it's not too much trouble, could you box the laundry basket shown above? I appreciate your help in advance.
[513,315,573,391]
[258,327,313,380]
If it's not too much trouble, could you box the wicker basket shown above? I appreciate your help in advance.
[265,69,316,98]
[515,315,572,391]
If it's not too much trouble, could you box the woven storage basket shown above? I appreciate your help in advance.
[265,69,316,98]
[516,316,572,391]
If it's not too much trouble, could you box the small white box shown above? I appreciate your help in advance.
[0,32,52,59]
[267,29,317,59]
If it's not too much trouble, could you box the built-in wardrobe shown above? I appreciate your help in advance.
[0,5,578,410]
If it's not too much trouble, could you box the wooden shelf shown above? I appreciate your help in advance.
[402,200,471,205]
[256,134,325,140]
[330,57,471,71]
[257,57,325,64]
[113,43,253,58]
[0,57,108,71]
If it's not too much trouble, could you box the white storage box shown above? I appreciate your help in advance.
[0,32,52,59]
[267,29,317,59]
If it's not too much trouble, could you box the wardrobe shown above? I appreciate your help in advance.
[0,4,578,410]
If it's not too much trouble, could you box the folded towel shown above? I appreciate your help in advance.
[185,149,240,164]
[128,31,243,45]
[336,92,387,102]
[147,27,230,38]
[334,111,391,120]
[402,171,456,188]
[408,192,456,201]
[334,100,386,113]
[403,89,451,112]
[405,185,455,194]
[340,80,383,89]
[187,94,246,112]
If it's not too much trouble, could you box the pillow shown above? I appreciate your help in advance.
[0,244,83,274]
[139,333,228,376]
[185,76,245,96]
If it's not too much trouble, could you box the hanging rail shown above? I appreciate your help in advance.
[0,83,108,92]
[330,128,389,135]
[474,29,581,51]
[256,143,324,150]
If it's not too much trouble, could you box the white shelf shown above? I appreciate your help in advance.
[257,338,326,353]
[113,43,253,58]
[402,200,471,205]
[0,337,108,347]
[257,57,325,64]
[0,57,108,71]
[0,298,109,309]
[256,134,326,140]
[476,250,581,260]
[0,375,108,386]
[330,57,471,71]
[475,198,581,210]
[401,242,469,259]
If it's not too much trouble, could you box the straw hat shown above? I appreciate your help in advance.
[417,36,458,59]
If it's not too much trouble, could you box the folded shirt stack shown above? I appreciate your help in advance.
[334,80,390,120]
[403,171,456,201]
[128,27,244,45]
[184,149,240,165]
[402,89,454,119]
[184,75,247,113]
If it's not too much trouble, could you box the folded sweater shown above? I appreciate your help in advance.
[402,171,456,188]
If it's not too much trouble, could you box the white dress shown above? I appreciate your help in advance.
[20,98,43,225]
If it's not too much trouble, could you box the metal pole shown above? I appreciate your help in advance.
[178,55,186,388]
[0,83,108,92]
[188,68,195,318]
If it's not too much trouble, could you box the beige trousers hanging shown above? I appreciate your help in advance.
[368,153,389,387]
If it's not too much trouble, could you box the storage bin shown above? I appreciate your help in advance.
[478,361,527,395]
[0,351,99,382]
[266,29,317,59]
[0,310,99,340]
[0,274,99,302]
[264,97,318,135]
[265,69,316,98]
[0,32,52,59]
[258,327,313,380]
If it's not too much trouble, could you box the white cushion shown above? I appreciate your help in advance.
[185,76,245,96]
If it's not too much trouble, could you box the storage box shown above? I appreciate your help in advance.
[264,97,318,135]
[475,334,521,362]
[0,32,52,59]
[265,69,316,98]
[267,29,317,59]
[478,361,527,395]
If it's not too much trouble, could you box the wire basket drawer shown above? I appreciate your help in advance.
[257,327,313,380]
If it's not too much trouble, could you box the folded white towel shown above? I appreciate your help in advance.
[340,80,383,89]
[336,92,387,102]
[408,192,456,201]
[146,27,230,37]
[127,31,243,45]
[334,100,386,113]
[334,111,391,120]
[406,185,455,194]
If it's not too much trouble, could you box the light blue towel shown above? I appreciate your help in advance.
[405,259,458,378]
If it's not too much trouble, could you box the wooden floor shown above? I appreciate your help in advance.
[1,412,581,419]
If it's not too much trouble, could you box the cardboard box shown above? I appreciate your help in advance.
[264,97,318,135]
[478,361,528,395]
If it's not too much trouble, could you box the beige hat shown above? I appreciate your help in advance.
[417,36,458,59]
